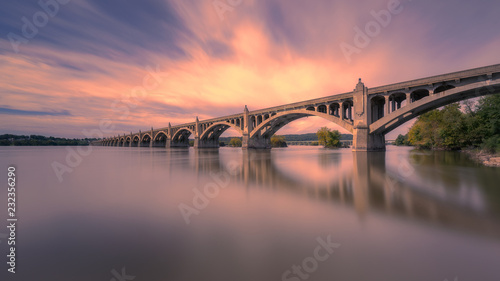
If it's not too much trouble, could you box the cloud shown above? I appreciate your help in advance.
[1,0,500,138]
[0,107,71,116]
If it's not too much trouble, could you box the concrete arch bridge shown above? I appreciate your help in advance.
[94,64,500,151]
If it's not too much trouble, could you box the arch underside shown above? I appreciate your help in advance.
[153,131,168,141]
[250,110,353,139]
[370,80,500,135]
[140,133,152,143]
[172,128,194,144]
[200,122,243,141]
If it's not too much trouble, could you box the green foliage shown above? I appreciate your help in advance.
[270,135,287,147]
[393,134,410,146]
[475,95,500,153]
[408,104,468,149]
[229,138,242,147]
[0,134,93,146]
[316,127,341,148]
[407,95,500,152]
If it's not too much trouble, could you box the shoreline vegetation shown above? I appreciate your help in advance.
[392,95,500,167]
[0,134,95,146]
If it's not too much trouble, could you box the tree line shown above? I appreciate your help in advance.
[394,95,500,153]
[0,134,94,146]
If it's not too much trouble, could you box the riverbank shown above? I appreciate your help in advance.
[463,149,500,167]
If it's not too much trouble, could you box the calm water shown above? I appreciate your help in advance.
[1,145,500,281]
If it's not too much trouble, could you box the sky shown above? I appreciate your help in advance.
[1,0,499,139]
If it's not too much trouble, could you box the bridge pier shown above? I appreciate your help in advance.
[352,127,386,152]
[351,79,386,152]
[243,135,271,149]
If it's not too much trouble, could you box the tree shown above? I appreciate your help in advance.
[271,135,287,147]
[475,94,500,152]
[229,138,242,147]
[408,104,469,150]
[316,127,341,148]
[393,134,410,146]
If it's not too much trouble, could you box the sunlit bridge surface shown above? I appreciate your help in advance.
[0,146,499,281]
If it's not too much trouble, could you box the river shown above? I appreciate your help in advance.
[0,145,499,281]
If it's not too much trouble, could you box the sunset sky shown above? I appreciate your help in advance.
[1,0,499,139]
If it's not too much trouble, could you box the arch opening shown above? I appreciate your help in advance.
[140,134,151,147]
[411,89,430,102]
[249,112,353,149]
[370,95,386,122]
[388,92,407,113]
[200,122,243,148]
[434,84,455,94]
[131,136,140,147]
[329,103,340,117]
[172,129,192,147]
[257,115,263,126]
[153,132,168,147]
[342,100,353,121]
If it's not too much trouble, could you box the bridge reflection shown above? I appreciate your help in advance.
[164,148,500,240]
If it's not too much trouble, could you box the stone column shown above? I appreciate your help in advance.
[166,122,172,148]
[242,105,250,149]
[194,116,201,149]
[351,79,385,151]
[385,95,390,116]
[138,130,142,147]
[150,127,154,148]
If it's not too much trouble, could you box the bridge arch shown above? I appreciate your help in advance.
[124,136,131,147]
[140,133,152,143]
[131,135,140,147]
[200,122,243,141]
[152,131,168,147]
[140,133,152,147]
[370,80,500,135]
[172,127,195,147]
[370,95,386,123]
[387,92,407,114]
[410,89,430,102]
[249,109,353,140]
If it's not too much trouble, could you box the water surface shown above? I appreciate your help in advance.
[0,146,499,281]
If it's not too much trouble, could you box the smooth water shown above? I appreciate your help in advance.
[0,146,499,281]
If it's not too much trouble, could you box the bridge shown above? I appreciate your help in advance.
[93,64,500,151]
